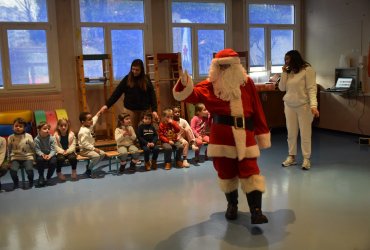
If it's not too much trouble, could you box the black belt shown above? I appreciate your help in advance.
[213,114,254,130]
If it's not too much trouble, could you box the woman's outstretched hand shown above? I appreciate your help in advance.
[98,105,108,115]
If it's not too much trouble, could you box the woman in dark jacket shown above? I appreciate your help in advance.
[99,59,159,130]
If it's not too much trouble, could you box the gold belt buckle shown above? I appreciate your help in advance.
[233,116,245,129]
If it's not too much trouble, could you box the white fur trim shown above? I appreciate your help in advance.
[240,175,265,193]
[212,56,240,65]
[230,98,245,160]
[230,98,261,160]
[207,144,260,159]
[207,144,237,158]
[173,78,194,101]
[232,128,247,161]
[256,133,271,149]
[230,98,244,116]
[237,144,260,160]
[218,177,239,193]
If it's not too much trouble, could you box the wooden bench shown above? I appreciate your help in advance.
[104,150,144,174]
[18,153,91,186]
[63,139,202,176]
[74,140,137,174]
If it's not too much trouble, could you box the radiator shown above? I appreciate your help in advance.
[0,94,64,112]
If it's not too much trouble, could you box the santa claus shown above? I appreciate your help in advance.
[173,48,271,224]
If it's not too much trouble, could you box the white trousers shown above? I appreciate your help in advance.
[79,150,105,170]
[284,103,314,159]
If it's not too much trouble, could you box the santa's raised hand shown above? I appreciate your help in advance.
[179,70,191,86]
[173,70,194,101]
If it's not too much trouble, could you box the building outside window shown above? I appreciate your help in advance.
[247,1,300,75]
[76,0,148,81]
[171,0,230,79]
[0,0,59,91]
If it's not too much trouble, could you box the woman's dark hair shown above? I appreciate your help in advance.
[127,59,147,91]
[285,50,311,74]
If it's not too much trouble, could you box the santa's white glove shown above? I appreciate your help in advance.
[173,70,193,101]
[179,70,191,87]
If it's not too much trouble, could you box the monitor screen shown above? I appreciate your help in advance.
[336,78,353,88]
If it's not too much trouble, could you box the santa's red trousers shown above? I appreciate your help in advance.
[213,157,260,179]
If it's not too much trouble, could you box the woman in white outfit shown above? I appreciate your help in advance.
[278,50,320,170]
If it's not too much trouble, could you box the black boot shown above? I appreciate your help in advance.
[225,190,238,220]
[129,161,136,172]
[10,170,19,190]
[119,163,126,173]
[85,169,92,178]
[37,175,45,187]
[27,170,34,188]
[0,167,7,177]
[246,190,268,224]
[46,168,55,180]
[46,170,55,186]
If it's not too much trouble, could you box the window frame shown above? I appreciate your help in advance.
[74,0,152,83]
[245,0,301,73]
[0,0,61,93]
[168,0,232,81]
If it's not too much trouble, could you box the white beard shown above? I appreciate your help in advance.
[208,64,247,101]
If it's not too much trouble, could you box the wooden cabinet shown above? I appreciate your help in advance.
[258,90,286,128]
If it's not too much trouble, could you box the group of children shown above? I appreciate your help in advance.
[116,104,211,172]
[0,103,211,191]
[0,117,84,191]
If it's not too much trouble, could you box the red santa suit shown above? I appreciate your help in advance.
[173,49,270,224]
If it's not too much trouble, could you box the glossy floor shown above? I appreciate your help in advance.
[0,129,369,250]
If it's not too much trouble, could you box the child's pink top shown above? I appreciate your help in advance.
[191,115,210,137]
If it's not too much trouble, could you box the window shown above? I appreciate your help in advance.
[247,1,300,74]
[0,0,59,91]
[171,1,230,79]
[8,30,49,85]
[76,0,148,81]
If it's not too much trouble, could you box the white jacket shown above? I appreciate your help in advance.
[115,126,137,147]
[279,66,317,108]
[0,137,6,165]
[78,115,98,152]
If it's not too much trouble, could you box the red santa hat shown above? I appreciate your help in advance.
[212,48,240,65]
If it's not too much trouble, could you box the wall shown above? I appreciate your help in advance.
[304,0,370,135]
[55,0,79,132]
[151,0,168,53]
[231,0,245,51]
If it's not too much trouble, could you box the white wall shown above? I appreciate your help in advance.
[303,0,370,135]
[304,0,369,91]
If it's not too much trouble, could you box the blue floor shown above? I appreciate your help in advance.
[0,128,369,250]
